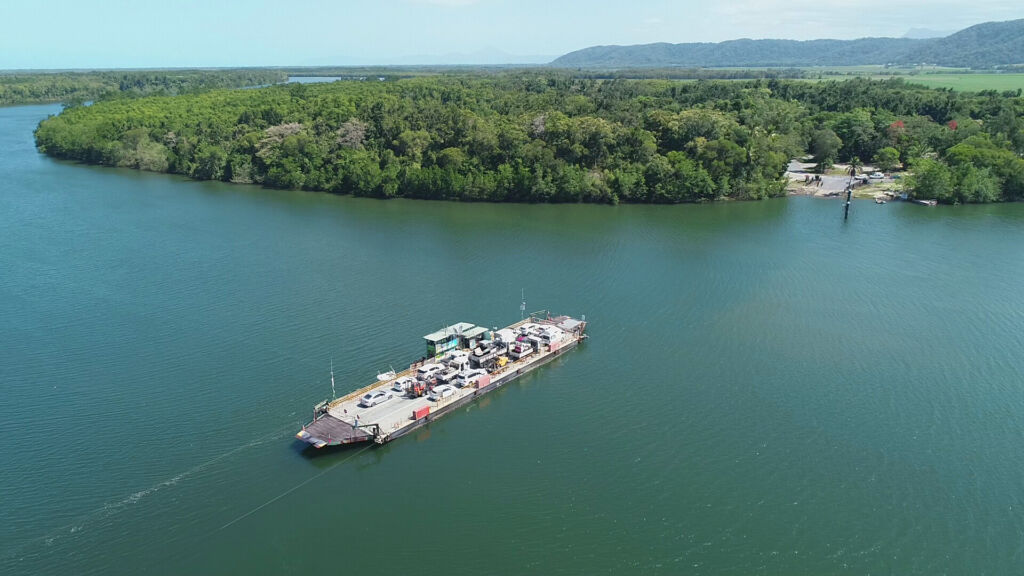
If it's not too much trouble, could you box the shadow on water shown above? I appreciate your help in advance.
[293,435,379,461]
[61,158,795,239]
[412,427,432,444]
[297,441,383,471]
[891,199,1024,225]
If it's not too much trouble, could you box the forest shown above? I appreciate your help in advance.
[0,69,286,106]
[33,74,1024,204]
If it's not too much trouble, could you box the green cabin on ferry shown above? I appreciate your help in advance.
[423,322,489,357]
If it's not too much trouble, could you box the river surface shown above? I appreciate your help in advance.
[2,103,1024,575]
[287,76,343,84]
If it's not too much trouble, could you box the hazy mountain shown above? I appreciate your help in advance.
[903,28,955,39]
[907,19,1024,68]
[550,19,1024,69]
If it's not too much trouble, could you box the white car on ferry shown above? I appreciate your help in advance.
[428,384,455,401]
[359,389,393,407]
[416,363,444,380]
[456,368,487,388]
[392,376,416,394]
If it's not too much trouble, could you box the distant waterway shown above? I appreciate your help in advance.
[287,76,343,83]
[3,103,1024,575]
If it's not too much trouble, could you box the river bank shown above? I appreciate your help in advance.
[785,159,907,201]
[37,75,1024,205]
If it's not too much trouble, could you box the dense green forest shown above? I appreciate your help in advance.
[0,69,286,106]
[283,66,813,81]
[551,19,1024,69]
[554,68,812,80]
[34,74,1024,204]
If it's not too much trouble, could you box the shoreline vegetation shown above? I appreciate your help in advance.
[33,74,1024,204]
[0,69,288,107]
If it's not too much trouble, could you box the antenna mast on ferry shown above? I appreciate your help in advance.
[330,359,336,399]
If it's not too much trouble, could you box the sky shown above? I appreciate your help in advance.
[1,0,1022,69]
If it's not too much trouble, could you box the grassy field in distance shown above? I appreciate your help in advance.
[900,74,1024,92]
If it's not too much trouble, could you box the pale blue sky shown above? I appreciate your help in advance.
[2,0,1022,69]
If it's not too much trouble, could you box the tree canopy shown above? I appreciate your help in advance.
[33,74,1024,204]
[0,69,286,106]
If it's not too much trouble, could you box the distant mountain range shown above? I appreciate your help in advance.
[550,19,1024,69]
[902,28,955,40]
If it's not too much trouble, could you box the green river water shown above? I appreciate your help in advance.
[2,104,1024,575]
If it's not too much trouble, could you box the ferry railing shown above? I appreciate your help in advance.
[328,365,418,408]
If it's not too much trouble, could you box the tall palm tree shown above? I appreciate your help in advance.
[847,156,863,189]
[844,156,862,221]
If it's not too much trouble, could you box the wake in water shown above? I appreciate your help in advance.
[2,424,296,561]
[219,442,374,530]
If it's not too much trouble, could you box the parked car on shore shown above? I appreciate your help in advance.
[869,172,885,180]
